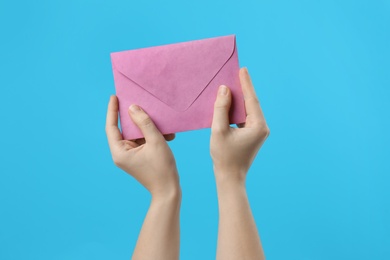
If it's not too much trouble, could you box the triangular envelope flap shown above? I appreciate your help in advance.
[111,35,236,111]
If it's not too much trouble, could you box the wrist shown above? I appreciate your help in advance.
[151,184,182,205]
[215,175,247,201]
[213,165,247,186]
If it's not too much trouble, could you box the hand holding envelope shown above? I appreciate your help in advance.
[110,35,246,140]
[105,64,269,260]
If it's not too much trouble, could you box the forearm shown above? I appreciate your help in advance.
[132,189,181,260]
[215,174,265,260]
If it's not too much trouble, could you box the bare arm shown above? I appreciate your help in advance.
[215,176,264,260]
[210,68,269,260]
[105,96,181,260]
[133,189,181,260]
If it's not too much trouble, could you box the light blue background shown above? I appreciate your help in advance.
[0,0,389,259]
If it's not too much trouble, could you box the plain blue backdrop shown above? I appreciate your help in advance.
[0,0,389,259]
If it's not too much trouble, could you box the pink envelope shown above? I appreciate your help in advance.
[110,34,246,140]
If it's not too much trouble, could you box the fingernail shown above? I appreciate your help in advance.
[129,104,141,113]
[219,85,228,95]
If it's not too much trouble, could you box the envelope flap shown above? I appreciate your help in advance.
[111,35,236,111]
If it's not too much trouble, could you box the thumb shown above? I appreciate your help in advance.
[211,85,232,133]
[128,105,164,143]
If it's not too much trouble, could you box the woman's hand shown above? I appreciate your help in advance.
[105,95,180,198]
[210,67,270,183]
[106,96,181,259]
[211,67,268,260]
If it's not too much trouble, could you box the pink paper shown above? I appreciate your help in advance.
[110,35,246,140]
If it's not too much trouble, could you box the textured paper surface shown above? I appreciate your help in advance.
[110,34,246,140]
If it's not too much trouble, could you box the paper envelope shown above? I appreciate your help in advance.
[110,34,246,140]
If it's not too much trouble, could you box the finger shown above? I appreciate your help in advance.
[239,67,265,122]
[164,133,176,142]
[105,95,123,148]
[211,85,232,133]
[128,104,164,144]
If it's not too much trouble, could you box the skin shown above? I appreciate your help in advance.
[211,67,269,260]
[105,97,181,260]
[105,67,269,260]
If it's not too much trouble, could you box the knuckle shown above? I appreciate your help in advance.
[111,150,127,167]
[266,126,271,137]
[214,103,227,110]
[214,99,229,110]
[211,126,226,136]
[247,96,260,104]
[139,115,153,127]
[149,137,163,146]
[211,127,221,135]
[214,105,229,114]
[112,155,122,167]
[254,123,270,139]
